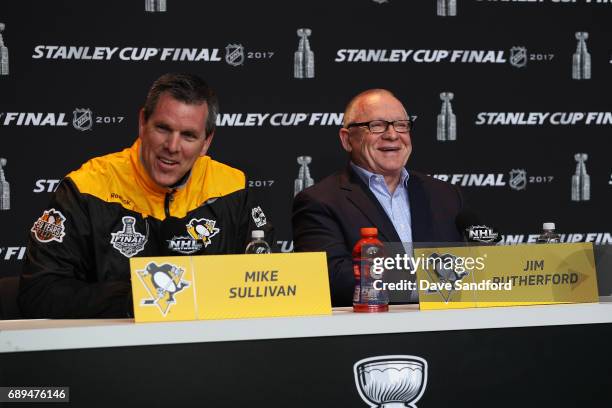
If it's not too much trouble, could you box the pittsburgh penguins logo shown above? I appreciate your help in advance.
[186,218,220,247]
[137,262,190,316]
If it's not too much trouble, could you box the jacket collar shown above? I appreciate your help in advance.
[340,165,401,242]
[129,139,196,196]
[341,165,434,243]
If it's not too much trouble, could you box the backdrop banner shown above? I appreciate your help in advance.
[1,1,611,276]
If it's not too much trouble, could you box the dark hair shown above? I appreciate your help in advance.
[143,73,219,137]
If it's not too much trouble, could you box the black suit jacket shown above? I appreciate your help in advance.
[292,166,464,307]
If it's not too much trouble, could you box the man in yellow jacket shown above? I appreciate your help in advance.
[20,73,273,318]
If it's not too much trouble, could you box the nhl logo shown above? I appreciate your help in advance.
[467,225,499,243]
[510,46,527,68]
[72,108,93,131]
[509,169,527,191]
[225,44,244,67]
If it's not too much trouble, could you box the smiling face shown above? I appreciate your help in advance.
[139,92,213,188]
[339,91,412,181]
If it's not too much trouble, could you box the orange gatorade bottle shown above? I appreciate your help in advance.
[352,227,389,313]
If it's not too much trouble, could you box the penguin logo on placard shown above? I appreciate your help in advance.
[137,262,189,316]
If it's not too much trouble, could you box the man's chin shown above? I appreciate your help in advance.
[152,174,179,189]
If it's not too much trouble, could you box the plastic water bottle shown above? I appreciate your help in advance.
[536,223,561,244]
[245,230,271,254]
[352,227,389,313]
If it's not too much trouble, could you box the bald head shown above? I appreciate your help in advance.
[338,89,412,192]
[342,89,407,127]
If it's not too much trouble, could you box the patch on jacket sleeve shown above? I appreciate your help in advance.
[251,206,267,227]
[186,218,220,248]
[31,209,67,243]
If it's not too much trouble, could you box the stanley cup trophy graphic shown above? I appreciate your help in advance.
[294,28,315,79]
[145,0,166,12]
[0,158,10,210]
[354,355,428,408]
[294,156,314,196]
[437,92,456,141]
[0,23,8,76]
[437,0,456,16]
[572,32,591,80]
[571,153,590,202]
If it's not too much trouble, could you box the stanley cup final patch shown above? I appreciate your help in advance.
[110,216,147,258]
[31,208,67,243]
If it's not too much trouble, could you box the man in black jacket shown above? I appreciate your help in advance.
[292,89,463,307]
[20,73,273,318]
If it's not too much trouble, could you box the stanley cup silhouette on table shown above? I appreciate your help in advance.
[571,153,590,201]
[294,28,315,79]
[437,0,456,16]
[437,92,456,141]
[572,32,591,80]
[294,156,314,196]
[354,355,428,408]
[0,23,8,76]
[0,158,10,210]
[145,0,166,12]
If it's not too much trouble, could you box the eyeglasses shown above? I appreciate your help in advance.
[345,116,417,134]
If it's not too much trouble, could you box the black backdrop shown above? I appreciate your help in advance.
[1,0,611,277]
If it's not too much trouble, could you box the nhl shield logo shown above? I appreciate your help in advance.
[72,108,93,131]
[509,46,527,68]
[137,262,190,317]
[509,169,527,191]
[225,44,244,66]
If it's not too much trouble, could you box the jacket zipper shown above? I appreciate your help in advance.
[164,190,176,218]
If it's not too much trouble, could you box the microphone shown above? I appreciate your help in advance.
[455,209,502,244]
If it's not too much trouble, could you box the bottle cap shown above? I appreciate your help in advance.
[251,230,264,239]
[360,227,378,237]
[543,222,555,230]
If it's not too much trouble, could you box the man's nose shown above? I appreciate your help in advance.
[165,132,180,152]
[382,124,399,139]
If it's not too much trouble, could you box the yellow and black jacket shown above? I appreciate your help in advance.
[19,140,273,318]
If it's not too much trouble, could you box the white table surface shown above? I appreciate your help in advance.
[1,302,611,353]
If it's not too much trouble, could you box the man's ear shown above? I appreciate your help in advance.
[200,130,215,156]
[339,128,352,153]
